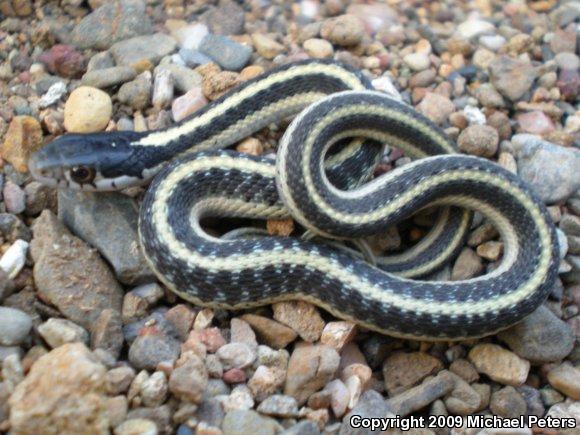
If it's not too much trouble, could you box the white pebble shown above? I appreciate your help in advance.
[0,239,28,279]
[372,76,403,101]
[463,105,486,125]
[39,82,67,109]
[152,68,174,109]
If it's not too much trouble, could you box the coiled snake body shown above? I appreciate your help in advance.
[29,60,559,340]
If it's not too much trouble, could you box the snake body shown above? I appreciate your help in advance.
[28,60,559,340]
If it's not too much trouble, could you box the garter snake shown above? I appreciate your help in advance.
[28,60,559,340]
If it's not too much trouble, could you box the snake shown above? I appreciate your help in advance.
[28,59,559,340]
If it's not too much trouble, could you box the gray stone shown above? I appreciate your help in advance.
[280,421,320,435]
[58,190,155,285]
[512,134,580,204]
[118,72,152,110]
[71,0,153,50]
[198,35,252,71]
[0,307,32,346]
[221,410,279,435]
[87,51,115,72]
[340,390,393,435]
[30,211,124,329]
[81,66,138,89]
[110,33,177,67]
[498,305,574,363]
[128,333,181,371]
[256,394,298,418]
[0,214,31,242]
[38,318,89,348]
[178,49,212,68]
[195,398,225,427]
[91,309,124,359]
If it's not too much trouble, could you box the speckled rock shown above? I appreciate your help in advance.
[30,210,123,329]
[128,330,181,371]
[320,14,364,47]
[63,86,112,133]
[468,344,530,386]
[71,0,153,50]
[497,305,574,363]
[58,190,155,285]
[169,354,208,404]
[340,390,393,435]
[1,115,44,172]
[8,343,108,434]
[490,386,527,418]
[416,92,455,125]
[489,55,537,102]
[457,125,499,157]
[383,352,443,395]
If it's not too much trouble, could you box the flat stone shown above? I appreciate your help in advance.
[240,314,297,349]
[110,33,177,67]
[30,211,123,329]
[383,352,443,395]
[81,66,138,88]
[198,35,252,71]
[385,370,456,417]
[156,64,202,93]
[58,190,155,285]
[256,394,298,418]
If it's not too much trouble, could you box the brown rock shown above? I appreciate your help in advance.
[251,34,284,60]
[169,354,208,404]
[547,363,580,400]
[9,343,108,434]
[457,125,499,157]
[202,71,241,100]
[383,352,443,395]
[91,308,124,359]
[386,370,456,417]
[38,44,86,78]
[30,210,123,329]
[517,111,556,135]
[468,344,530,386]
[284,343,340,405]
[320,14,364,47]
[320,321,357,352]
[240,314,297,349]
[489,55,537,102]
[416,93,455,125]
[248,365,286,402]
[272,301,325,342]
[1,116,43,173]
[451,247,484,280]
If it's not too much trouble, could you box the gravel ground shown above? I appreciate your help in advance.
[0,0,579,434]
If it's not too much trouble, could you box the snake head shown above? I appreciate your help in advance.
[28,131,148,190]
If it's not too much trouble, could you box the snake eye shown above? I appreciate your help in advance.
[70,166,96,184]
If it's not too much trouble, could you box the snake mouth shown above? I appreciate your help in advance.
[27,152,61,188]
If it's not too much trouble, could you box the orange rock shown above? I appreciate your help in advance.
[1,116,43,172]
